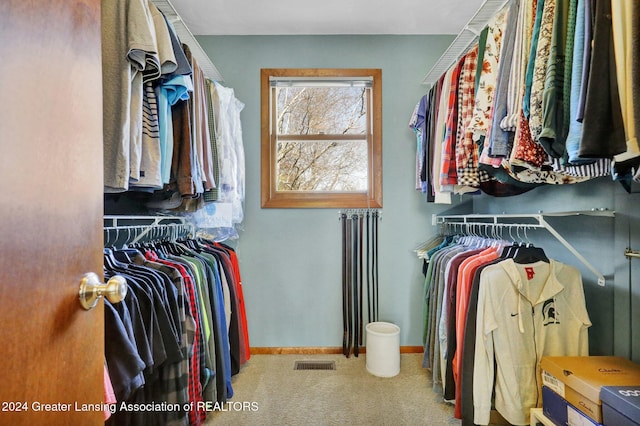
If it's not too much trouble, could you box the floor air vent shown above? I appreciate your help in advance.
[294,360,336,371]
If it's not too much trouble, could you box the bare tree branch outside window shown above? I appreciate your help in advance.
[275,86,368,192]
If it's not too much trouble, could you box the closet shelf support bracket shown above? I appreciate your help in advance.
[537,216,606,286]
[625,248,640,259]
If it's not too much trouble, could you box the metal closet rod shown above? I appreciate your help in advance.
[338,209,382,219]
[435,210,616,286]
[104,215,195,245]
[442,221,545,237]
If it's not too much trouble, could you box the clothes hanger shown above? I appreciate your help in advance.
[468,223,484,248]
[499,225,519,258]
[105,228,112,249]
[162,238,190,256]
[512,225,549,264]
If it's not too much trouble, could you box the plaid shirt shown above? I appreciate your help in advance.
[455,46,480,187]
[440,55,466,186]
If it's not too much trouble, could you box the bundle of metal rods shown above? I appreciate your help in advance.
[340,209,380,358]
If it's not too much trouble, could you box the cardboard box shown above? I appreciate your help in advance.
[600,386,640,426]
[542,386,603,426]
[540,356,640,423]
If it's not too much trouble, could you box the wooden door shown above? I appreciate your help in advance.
[0,1,105,424]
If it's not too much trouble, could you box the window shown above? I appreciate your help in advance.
[261,68,382,208]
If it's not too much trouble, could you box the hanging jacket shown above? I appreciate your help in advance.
[473,259,591,425]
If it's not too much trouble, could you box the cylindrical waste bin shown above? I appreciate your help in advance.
[365,322,400,377]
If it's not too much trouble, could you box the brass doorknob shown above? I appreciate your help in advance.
[79,272,127,310]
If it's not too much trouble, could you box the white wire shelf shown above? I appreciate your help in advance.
[151,0,224,82]
[422,0,509,86]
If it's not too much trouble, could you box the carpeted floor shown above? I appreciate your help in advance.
[204,353,460,425]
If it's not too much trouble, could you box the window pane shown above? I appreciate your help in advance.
[276,139,368,191]
[261,68,382,208]
[276,86,367,135]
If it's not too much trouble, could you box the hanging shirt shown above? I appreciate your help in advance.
[214,242,251,362]
[475,5,513,174]
[469,4,510,145]
[423,81,443,201]
[486,0,519,159]
[576,0,593,121]
[523,0,547,119]
[204,80,222,201]
[104,300,146,403]
[550,157,611,178]
[431,66,454,204]
[460,258,503,425]
[127,0,161,187]
[501,0,536,133]
[157,75,192,185]
[452,247,500,420]
[410,95,430,191]
[427,244,467,390]
[130,82,163,189]
[156,14,193,185]
[510,108,549,170]
[537,0,574,158]
[440,55,465,189]
[191,57,215,193]
[579,0,626,159]
[439,248,485,400]
[454,46,480,192]
[102,0,159,192]
[528,0,556,142]
[171,75,196,197]
[565,0,592,164]
[611,0,640,167]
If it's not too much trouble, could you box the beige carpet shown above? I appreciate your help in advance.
[204,353,460,425]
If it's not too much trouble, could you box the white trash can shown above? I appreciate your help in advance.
[365,322,400,378]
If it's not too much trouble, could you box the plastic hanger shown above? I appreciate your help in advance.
[500,225,520,258]
[512,226,549,263]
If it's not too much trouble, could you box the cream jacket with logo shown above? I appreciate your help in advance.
[473,259,591,425]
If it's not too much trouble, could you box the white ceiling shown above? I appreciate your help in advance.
[169,0,486,35]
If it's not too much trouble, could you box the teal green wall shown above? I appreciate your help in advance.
[197,35,456,347]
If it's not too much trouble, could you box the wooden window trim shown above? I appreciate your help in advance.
[260,68,382,209]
